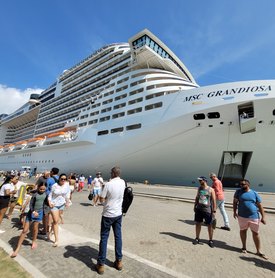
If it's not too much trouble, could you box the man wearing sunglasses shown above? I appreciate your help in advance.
[233,179,268,260]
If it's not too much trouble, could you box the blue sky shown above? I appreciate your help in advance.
[1,0,275,114]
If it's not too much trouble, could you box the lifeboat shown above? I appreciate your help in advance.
[3,144,15,152]
[13,141,28,151]
[26,137,44,148]
[43,132,67,145]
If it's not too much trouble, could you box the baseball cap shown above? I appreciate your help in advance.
[197,176,207,182]
[209,173,216,178]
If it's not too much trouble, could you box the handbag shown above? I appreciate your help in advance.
[88,192,93,200]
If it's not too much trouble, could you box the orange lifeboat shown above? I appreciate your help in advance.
[47,132,66,138]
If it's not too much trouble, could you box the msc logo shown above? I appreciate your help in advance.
[183,94,203,102]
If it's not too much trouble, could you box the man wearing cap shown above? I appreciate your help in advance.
[210,173,230,231]
[91,172,104,206]
[193,176,216,248]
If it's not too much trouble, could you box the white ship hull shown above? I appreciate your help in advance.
[1,79,275,192]
[1,29,274,191]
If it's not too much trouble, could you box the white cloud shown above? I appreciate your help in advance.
[0,84,43,115]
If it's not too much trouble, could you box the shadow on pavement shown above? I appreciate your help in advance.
[63,245,113,272]
[240,256,275,272]
[178,219,195,225]
[160,231,240,253]
[79,202,92,207]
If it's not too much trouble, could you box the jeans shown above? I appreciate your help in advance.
[97,215,122,265]
[217,200,229,227]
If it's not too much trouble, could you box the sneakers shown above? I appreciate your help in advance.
[114,260,123,271]
[0,229,5,234]
[208,240,214,248]
[192,238,200,245]
[96,264,104,275]
[220,226,231,231]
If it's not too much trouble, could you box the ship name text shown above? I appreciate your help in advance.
[183,85,272,102]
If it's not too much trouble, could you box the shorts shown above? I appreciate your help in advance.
[51,204,65,211]
[93,188,101,195]
[0,198,10,209]
[194,209,212,225]
[44,204,51,215]
[238,216,260,233]
[26,209,43,222]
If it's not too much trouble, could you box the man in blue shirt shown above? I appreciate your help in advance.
[46,167,59,195]
[41,167,59,237]
[233,179,267,259]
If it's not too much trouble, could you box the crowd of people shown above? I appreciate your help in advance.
[0,166,126,274]
[0,167,269,275]
[193,172,268,260]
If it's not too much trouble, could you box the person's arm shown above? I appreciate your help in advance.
[21,196,31,212]
[48,186,54,208]
[194,190,199,212]
[211,188,216,213]
[233,198,238,219]
[257,202,266,224]
[99,184,107,203]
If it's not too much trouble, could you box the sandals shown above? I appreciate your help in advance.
[256,253,268,260]
[241,248,247,254]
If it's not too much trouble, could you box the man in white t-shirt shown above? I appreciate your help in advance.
[96,166,125,275]
[91,172,104,206]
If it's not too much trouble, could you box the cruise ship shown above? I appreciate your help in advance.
[0,29,274,191]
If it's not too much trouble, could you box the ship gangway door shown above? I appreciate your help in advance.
[240,116,257,134]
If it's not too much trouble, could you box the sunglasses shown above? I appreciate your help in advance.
[60,178,67,181]
[240,183,246,185]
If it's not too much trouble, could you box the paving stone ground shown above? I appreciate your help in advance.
[1,183,275,278]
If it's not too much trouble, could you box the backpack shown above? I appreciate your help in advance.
[122,181,133,215]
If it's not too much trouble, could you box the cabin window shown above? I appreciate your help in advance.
[129,88,143,96]
[207,112,220,119]
[101,107,112,113]
[115,94,127,101]
[128,97,143,105]
[126,123,142,130]
[193,113,205,120]
[114,103,126,109]
[145,102,163,111]
[99,116,110,122]
[98,130,109,136]
[273,109,275,116]
[88,119,98,125]
[111,127,124,133]
[112,112,125,119]
[102,98,113,105]
[127,108,142,115]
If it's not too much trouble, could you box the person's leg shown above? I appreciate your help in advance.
[7,201,16,219]
[252,230,261,253]
[32,222,39,249]
[207,225,213,240]
[195,223,201,239]
[112,215,123,262]
[0,206,9,225]
[240,229,248,250]
[93,194,99,206]
[50,210,60,246]
[11,221,30,257]
[217,200,230,227]
[97,216,112,266]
